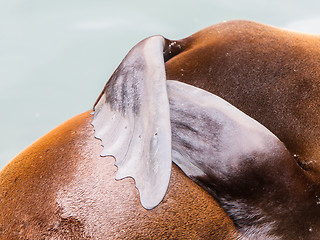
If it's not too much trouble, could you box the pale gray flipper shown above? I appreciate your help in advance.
[167,80,283,186]
[92,36,171,209]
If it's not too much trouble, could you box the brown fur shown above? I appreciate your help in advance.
[164,20,320,239]
[0,112,237,239]
[166,20,320,175]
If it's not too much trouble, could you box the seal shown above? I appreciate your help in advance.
[1,20,319,239]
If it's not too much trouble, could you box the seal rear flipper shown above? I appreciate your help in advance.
[92,36,171,210]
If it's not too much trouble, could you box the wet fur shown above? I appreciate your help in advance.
[165,20,320,239]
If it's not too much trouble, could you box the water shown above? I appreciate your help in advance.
[1,0,320,169]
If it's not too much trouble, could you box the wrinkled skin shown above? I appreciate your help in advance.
[1,20,319,239]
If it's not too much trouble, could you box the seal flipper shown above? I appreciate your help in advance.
[167,80,280,181]
[167,80,295,201]
[168,80,313,238]
[92,36,171,209]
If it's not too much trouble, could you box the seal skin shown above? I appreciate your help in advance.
[0,20,319,239]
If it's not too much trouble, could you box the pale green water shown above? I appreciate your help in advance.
[1,0,320,169]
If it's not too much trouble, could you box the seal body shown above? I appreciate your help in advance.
[1,20,320,239]
[0,112,236,239]
[164,20,320,239]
